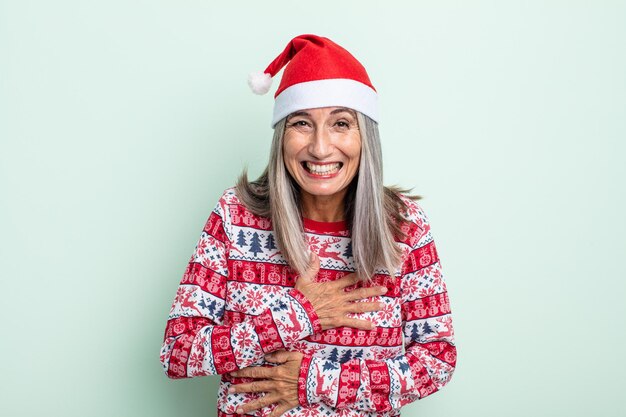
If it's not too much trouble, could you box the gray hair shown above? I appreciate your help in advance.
[236,111,420,280]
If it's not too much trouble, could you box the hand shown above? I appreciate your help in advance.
[295,252,387,331]
[228,350,302,416]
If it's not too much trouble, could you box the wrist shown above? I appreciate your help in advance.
[297,353,314,407]
[287,288,323,334]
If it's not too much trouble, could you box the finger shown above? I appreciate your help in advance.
[298,252,320,283]
[344,285,387,301]
[346,301,384,314]
[228,380,274,394]
[269,402,293,417]
[333,273,360,289]
[231,366,275,379]
[269,350,303,363]
[238,392,281,414]
[265,350,292,363]
[338,317,376,330]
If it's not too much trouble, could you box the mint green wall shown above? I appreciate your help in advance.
[1,1,625,416]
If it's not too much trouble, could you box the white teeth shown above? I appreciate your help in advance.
[305,162,341,175]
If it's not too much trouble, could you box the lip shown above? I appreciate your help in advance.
[300,161,343,179]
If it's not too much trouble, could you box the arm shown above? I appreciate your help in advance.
[159,195,321,378]
[297,206,457,412]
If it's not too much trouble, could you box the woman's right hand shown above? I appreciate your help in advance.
[294,252,387,331]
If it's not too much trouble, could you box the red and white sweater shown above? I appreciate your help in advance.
[159,188,456,416]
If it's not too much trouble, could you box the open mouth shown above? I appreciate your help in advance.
[302,161,343,176]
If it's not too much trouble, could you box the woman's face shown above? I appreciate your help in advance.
[283,106,361,201]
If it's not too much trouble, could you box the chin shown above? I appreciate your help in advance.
[300,184,347,198]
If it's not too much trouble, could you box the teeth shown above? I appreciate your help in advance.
[305,162,341,175]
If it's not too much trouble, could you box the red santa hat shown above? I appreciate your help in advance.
[248,34,379,128]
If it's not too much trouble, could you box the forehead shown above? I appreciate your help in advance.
[287,107,357,119]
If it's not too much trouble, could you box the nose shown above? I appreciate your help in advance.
[308,127,333,159]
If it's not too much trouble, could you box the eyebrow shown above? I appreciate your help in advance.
[287,107,357,120]
[331,108,357,117]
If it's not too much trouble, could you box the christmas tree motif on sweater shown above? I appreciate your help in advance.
[248,232,263,257]
[422,320,434,336]
[343,241,353,258]
[410,323,421,342]
[236,229,247,247]
[230,229,247,255]
[398,362,410,373]
[160,187,457,416]
[339,350,352,364]
[263,233,282,260]
[197,297,218,317]
[327,347,339,362]
[264,234,277,251]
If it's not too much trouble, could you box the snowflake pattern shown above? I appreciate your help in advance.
[160,188,456,416]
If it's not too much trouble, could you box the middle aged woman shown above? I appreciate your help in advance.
[160,34,457,417]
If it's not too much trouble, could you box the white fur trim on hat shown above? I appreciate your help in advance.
[271,78,378,128]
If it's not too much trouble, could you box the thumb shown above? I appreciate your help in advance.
[300,251,320,282]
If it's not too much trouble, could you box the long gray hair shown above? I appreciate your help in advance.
[236,111,420,280]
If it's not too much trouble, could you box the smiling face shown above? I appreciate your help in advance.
[283,106,361,219]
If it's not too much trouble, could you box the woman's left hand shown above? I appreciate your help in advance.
[228,350,303,416]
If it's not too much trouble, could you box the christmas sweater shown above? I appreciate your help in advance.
[159,187,457,416]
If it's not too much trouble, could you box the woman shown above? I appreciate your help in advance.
[160,34,456,417]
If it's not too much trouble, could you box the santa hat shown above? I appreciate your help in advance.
[248,34,379,128]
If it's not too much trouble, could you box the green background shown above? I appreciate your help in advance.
[1,1,625,416]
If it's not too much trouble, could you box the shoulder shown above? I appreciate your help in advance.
[396,193,431,225]
[213,186,272,231]
[211,187,242,215]
[217,186,241,205]
[394,192,433,249]
[206,187,239,239]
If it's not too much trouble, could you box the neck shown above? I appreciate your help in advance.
[300,190,347,222]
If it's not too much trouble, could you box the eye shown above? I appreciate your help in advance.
[288,120,310,128]
[335,120,351,128]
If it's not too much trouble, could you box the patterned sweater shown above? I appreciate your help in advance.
[159,188,456,416]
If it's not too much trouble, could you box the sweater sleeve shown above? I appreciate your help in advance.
[297,203,457,412]
[159,192,322,378]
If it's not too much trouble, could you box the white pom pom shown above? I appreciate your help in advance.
[248,72,273,95]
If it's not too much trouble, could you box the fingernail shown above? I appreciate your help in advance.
[228,387,235,393]
[380,287,388,293]
[236,407,243,414]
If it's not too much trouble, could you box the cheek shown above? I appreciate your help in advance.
[347,147,361,178]
[348,157,361,178]
[347,139,362,165]
[282,141,301,174]
[346,131,361,155]
[345,149,361,180]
